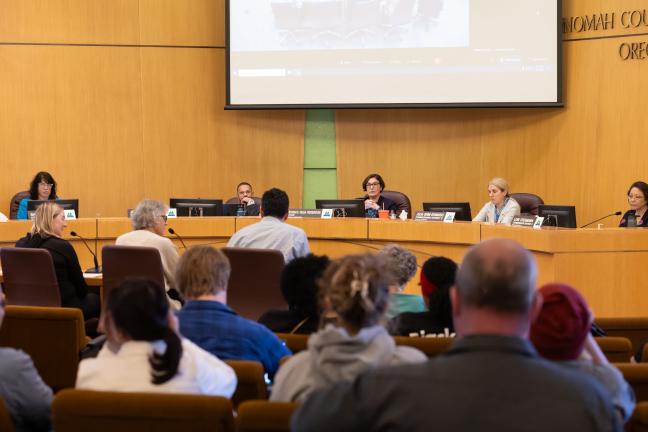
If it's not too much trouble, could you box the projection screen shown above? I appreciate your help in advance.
[226,0,562,109]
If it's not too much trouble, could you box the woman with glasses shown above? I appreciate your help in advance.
[15,202,100,319]
[16,171,58,220]
[362,173,397,218]
[116,199,181,308]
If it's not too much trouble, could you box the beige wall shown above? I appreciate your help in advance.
[2,0,647,227]
[0,0,304,217]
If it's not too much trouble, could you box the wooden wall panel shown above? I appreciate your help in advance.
[139,0,225,46]
[0,0,139,44]
[0,45,144,218]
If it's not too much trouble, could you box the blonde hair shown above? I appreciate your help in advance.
[319,253,395,331]
[30,202,63,238]
[489,177,510,196]
[175,246,231,299]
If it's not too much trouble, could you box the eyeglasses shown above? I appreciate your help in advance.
[39,182,54,188]
[158,215,168,222]
[366,182,381,188]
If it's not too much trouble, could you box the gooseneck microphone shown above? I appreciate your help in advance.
[579,211,622,228]
[70,231,101,273]
[168,227,187,249]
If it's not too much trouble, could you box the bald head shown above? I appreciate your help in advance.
[455,239,537,314]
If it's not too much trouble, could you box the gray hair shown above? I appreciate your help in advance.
[455,239,536,313]
[378,244,417,287]
[131,199,168,230]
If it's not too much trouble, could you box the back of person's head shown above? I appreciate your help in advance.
[106,279,182,385]
[29,171,57,200]
[530,283,591,361]
[420,256,457,329]
[131,199,168,230]
[261,188,289,219]
[378,244,417,288]
[281,254,330,317]
[30,202,63,238]
[176,245,231,299]
[319,253,395,331]
[455,238,536,314]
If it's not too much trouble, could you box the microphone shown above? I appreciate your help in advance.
[70,231,101,273]
[579,211,622,228]
[168,227,187,249]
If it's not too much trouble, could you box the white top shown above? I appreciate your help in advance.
[473,198,521,225]
[76,338,237,397]
[116,229,179,292]
[227,216,310,263]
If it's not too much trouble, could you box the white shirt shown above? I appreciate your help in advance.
[116,229,179,292]
[76,338,237,397]
[473,198,521,225]
[227,216,310,263]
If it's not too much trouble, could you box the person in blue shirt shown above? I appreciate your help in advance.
[175,245,291,380]
[16,171,58,220]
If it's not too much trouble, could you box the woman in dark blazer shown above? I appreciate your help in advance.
[16,202,99,319]
[362,173,398,218]
[619,181,648,228]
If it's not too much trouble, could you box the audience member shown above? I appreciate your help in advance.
[16,171,58,220]
[530,283,635,422]
[76,279,236,396]
[0,286,53,432]
[227,187,310,262]
[389,256,457,336]
[175,246,291,380]
[271,253,426,403]
[258,254,330,334]
[116,199,181,307]
[16,202,100,319]
[292,239,621,432]
[378,244,425,319]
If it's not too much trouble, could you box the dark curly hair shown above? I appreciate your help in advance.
[281,254,330,318]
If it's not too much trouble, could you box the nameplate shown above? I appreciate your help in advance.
[288,209,323,218]
[64,209,77,220]
[414,211,446,222]
[511,215,537,228]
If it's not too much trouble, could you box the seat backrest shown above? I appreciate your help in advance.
[9,190,29,220]
[0,397,14,432]
[0,247,61,307]
[222,247,285,320]
[0,305,86,391]
[52,389,235,432]
[626,401,648,432]
[381,190,412,217]
[509,192,544,215]
[225,360,269,408]
[596,317,648,355]
[101,245,165,302]
[275,333,308,354]
[595,336,633,362]
[393,336,454,357]
[236,400,299,432]
[615,364,648,403]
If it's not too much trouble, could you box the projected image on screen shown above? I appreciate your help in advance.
[227,0,560,107]
[231,0,468,51]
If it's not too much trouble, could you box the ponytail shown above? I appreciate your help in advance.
[150,327,183,385]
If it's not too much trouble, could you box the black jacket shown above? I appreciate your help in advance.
[15,233,88,308]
